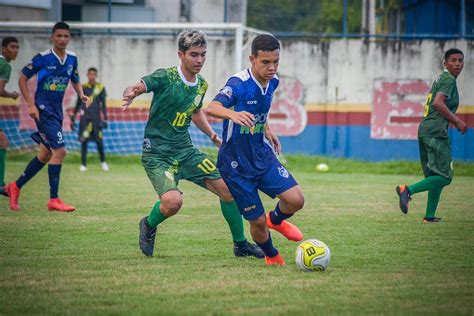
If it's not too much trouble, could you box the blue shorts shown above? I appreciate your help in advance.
[31,116,65,150]
[220,160,298,220]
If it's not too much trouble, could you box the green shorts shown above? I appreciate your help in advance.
[142,147,221,197]
[418,136,453,180]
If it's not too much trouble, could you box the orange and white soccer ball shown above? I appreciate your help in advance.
[295,239,331,271]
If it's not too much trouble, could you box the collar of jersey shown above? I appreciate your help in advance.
[443,68,456,80]
[177,65,198,87]
[51,48,68,65]
[248,68,268,95]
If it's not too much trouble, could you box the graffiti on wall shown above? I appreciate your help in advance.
[371,79,430,140]
[269,76,307,136]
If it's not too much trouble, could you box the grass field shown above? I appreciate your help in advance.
[1,154,473,315]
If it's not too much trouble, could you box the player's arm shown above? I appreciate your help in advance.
[192,109,221,147]
[72,81,91,108]
[0,80,19,99]
[433,92,467,134]
[122,81,146,110]
[18,74,39,121]
[206,101,255,127]
[264,122,281,155]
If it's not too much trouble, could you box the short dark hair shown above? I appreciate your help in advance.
[52,21,71,34]
[2,37,18,48]
[178,30,207,52]
[444,48,463,61]
[88,67,98,73]
[251,34,280,56]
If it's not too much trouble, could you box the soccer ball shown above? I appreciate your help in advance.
[315,163,329,171]
[295,239,331,272]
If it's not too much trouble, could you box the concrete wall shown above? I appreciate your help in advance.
[2,34,473,160]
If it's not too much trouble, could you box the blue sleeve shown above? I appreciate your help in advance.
[70,58,80,84]
[21,54,43,79]
[213,77,243,108]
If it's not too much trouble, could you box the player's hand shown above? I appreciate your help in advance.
[11,91,20,100]
[102,120,108,129]
[210,132,222,147]
[81,95,91,108]
[265,128,281,155]
[229,111,255,127]
[28,105,39,121]
[455,119,467,134]
[122,86,139,111]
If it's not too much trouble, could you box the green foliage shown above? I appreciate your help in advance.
[1,160,473,314]
[247,0,362,33]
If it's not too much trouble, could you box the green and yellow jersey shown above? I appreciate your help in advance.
[0,55,12,82]
[141,66,208,157]
[419,70,459,138]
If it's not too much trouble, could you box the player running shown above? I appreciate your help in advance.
[121,30,263,259]
[5,22,90,212]
[206,34,305,266]
[396,48,467,223]
[71,67,109,172]
[0,37,20,197]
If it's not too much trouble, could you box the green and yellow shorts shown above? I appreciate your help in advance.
[418,136,453,180]
[142,147,221,197]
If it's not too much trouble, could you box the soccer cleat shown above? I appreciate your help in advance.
[139,217,157,257]
[0,186,8,197]
[396,185,411,214]
[5,181,20,211]
[265,254,286,266]
[47,198,76,212]
[100,162,109,171]
[234,241,265,258]
[266,216,303,242]
[422,217,442,224]
[79,165,88,172]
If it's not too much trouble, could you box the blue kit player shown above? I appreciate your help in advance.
[207,34,305,266]
[5,22,90,212]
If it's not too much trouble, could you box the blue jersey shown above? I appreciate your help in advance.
[22,49,80,121]
[213,68,279,177]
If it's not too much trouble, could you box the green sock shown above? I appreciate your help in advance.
[0,148,6,186]
[408,175,451,195]
[220,200,246,243]
[425,186,444,218]
[146,200,167,228]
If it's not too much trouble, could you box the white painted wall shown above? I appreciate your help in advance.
[6,35,473,106]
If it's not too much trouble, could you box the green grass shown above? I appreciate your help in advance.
[1,155,473,315]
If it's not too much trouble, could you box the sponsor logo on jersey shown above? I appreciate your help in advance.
[247,100,257,105]
[278,166,289,178]
[47,66,56,70]
[231,161,238,168]
[43,76,68,92]
[239,112,267,135]
[219,86,233,98]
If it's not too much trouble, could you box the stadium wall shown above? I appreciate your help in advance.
[1,35,472,161]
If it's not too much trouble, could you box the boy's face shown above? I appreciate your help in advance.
[250,49,280,83]
[444,53,464,78]
[51,29,71,50]
[178,46,207,75]
[2,41,19,61]
[87,70,97,84]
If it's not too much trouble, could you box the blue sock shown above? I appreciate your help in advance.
[48,164,62,199]
[269,203,293,225]
[254,233,278,258]
[16,157,45,189]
